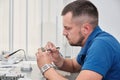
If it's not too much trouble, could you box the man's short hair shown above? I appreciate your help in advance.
[62,0,99,27]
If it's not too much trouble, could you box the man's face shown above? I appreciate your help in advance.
[62,12,85,46]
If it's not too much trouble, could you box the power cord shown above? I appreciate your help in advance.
[4,49,27,61]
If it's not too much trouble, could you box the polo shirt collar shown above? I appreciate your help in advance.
[80,26,103,55]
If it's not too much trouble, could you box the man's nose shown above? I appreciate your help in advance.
[63,29,67,36]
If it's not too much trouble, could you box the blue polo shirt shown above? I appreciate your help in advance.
[77,26,120,80]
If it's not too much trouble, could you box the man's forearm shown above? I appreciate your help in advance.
[59,58,80,72]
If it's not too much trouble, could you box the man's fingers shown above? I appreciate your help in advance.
[46,42,55,49]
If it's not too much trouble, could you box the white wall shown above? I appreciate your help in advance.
[0,0,64,59]
[0,0,9,53]
[91,0,120,41]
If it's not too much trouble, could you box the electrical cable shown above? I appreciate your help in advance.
[4,49,27,61]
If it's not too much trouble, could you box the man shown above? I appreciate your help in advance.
[36,0,120,80]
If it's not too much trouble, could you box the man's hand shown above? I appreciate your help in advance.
[45,42,64,68]
[36,45,68,80]
[36,48,52,68]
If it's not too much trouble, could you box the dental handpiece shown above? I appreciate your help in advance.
[41,47,60,52]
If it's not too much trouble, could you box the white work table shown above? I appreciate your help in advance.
[0,61,78,80]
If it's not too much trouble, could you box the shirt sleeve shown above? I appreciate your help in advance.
[82,39,113,77]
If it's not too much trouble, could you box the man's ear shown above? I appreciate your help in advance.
[82,23,92,35]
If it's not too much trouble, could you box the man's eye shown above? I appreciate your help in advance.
[65,27,71,30]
